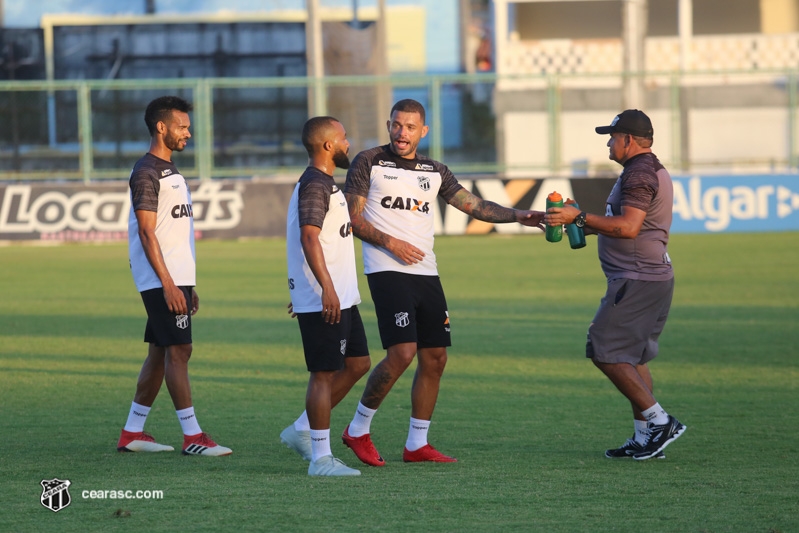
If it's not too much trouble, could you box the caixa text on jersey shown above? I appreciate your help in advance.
[380,196,430,214]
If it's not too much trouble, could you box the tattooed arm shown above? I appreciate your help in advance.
[346,193,425,265]
[447,189,545,229]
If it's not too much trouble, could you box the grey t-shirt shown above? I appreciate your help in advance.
[597,152,674,281]
[297,167,333,228]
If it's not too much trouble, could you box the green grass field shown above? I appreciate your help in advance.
[1,232,797,532]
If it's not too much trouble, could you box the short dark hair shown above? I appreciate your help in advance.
[301,116,340,156]
[390,99,426,124]
[144,96,193,135]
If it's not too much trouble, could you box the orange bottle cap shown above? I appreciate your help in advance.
[548,191,562,202]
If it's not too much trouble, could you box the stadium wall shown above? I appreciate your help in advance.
[1,175,798,242]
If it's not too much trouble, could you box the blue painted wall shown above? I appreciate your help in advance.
[5,0,460,74]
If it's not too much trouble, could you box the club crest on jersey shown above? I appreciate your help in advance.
[395,312,409,328]
[340,339,347,355]
[417,176,431,191]
[415,163,434,171]
[176,314,189,329]
[40,478,71,513]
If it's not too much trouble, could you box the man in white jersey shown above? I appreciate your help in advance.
[341,99,545,465]
[119,96,231,457]
[281,116,368,476]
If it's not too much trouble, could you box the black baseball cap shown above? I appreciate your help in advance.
[595,109,653,138]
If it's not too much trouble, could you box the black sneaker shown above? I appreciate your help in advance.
[633,415,686,461]
[605,437,665,459]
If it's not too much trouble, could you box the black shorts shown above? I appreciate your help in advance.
[140,286,193,347]
[367,271,451,350]
[586,277,674,365]
[296,305,370,372]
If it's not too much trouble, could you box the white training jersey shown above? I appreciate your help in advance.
[128,153,196,292]
[287,167,360,313]
[344,145,463,276]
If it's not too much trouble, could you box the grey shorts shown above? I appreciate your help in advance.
[586,277,674,365]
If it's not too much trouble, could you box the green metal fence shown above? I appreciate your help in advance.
[0,70,796,182]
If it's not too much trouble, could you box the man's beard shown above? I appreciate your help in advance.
[165,133,186,152]
[333,148,350,170]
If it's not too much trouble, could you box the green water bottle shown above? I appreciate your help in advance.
[545,191,563,242]
[565,200,586,249]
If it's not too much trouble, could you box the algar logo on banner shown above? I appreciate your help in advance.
[0,182,243,236]
[671,176,799,232]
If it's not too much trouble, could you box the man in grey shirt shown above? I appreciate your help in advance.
[545,109,686,461]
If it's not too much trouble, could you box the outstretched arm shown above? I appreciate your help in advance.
[544,202,646,239]
[447,189,545,230]
[346,193,426,265]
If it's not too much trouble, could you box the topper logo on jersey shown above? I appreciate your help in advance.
[380,196,430,214]
[339,221,352,238]
[171,203,193,219]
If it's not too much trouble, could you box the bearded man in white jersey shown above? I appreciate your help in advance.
[281,116,369,476]
[119,96,231,456]
[341,99,545,465]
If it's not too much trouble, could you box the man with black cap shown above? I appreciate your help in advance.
[544,109,686,461]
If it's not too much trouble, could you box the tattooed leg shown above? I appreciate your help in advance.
[360,342,417,409]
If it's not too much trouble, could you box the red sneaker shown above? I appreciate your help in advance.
[341,425,385,466]
[182,432,232,456]
[403,444,457,463]
[117,429,174,453]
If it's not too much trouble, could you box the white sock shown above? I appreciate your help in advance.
[176,406,202,436]
[642,403,669,426]
[123,402,151,433]
[310,429,332,462]
[634,419,649,445]
[348,402,377,438]
[293,411,311,432]
[405,417,430,452]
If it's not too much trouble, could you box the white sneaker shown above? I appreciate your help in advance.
[280,425,312,461]
[181,433,232,456]
[117,429,174,453]
[308,455,361,476]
